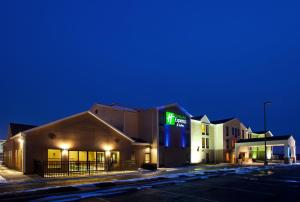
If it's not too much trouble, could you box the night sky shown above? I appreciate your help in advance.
[1,1,300,150]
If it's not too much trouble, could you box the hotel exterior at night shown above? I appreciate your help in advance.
[3,103,297,177]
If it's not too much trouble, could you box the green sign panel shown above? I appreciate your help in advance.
[165,111,187,127]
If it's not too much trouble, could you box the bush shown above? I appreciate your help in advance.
[141,163,157,171]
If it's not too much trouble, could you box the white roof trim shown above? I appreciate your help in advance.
[132,142,151,146]
[9,132,23,140]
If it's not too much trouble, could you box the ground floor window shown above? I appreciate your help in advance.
[48,149,62,168]
[144,153,150,163]
[110,151,120,164]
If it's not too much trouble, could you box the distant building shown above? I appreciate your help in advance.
[0,139,5,163]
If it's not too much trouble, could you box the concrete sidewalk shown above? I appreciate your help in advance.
[0,163,247,194]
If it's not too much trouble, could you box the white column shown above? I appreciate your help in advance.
[235,145,239,164]
[284,146,290,158]
[291,146,296,163]
[284,146,290,164]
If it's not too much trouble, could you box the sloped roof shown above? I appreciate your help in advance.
[156,103,193,117]
[9,123,37,136]
[252,130,269,134]
[191,115,205,120]
[210,118,236,124]
[94,103,138,112]
[21,111,135,143]
[237,135,293,143]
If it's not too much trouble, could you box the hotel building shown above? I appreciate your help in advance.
[3,103,297,176]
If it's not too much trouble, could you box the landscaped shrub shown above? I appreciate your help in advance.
[141,163,157,171]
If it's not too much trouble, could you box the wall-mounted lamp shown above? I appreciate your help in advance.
[59,143,70,150]
[103,144,112,152]
[145,147,151,153]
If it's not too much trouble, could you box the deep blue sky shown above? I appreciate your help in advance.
[1,1,300,149]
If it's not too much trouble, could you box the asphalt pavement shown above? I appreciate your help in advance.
[82,165,300,202]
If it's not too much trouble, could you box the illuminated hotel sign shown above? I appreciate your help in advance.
[165,111,187,127]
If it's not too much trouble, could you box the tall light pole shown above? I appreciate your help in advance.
[264,101,272,166]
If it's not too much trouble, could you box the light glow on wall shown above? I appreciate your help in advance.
[18,137,24,145]
[59,143,71,150]
[181,127,186,148]
[62,149,68,156]
[103,144,112,151]
[164,124,170,147]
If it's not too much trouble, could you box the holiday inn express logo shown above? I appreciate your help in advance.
[166,112,176,125]
[165,111,187,127]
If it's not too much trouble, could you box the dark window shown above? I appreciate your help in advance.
[206,138,209,149]
[226,139,229,149]
[95,109,98,114]
[242,130,245,139]
[232,128,234,136]
[226,126,229,136]
[238,129,240,137]
[202,138,205,148]
[206,125,209,135]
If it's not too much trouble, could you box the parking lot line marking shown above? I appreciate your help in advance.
[148,188,220,202]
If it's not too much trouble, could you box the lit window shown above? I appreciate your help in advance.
[111,151,119,164]
[69,151,78,161]
[97,152,105,163]
[48,149,61,161]
[88,152,96,161]
[79,151,87,161]
[144,153,150,163]
[201,124,205,135]
[47,149,61,169]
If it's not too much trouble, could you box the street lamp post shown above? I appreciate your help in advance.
[264,101,272,166]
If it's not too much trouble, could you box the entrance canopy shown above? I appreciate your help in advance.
[235,135,296,163]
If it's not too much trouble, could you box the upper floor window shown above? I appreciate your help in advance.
[206,138,209,149]
[205,125,209,135]
[232,128,234,136]
[226,126,229,136]
[242,130,245,139]
[201,124,205,135]
[202,138,205,148]
[226,139,229,149]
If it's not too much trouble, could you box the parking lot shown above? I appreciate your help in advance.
[83,165,300,202]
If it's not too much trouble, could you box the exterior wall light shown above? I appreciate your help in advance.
[103,145,112,157]
[59,143,70,150]
[103,144,112,152]
[145,147,151,153]
[59,143,70,156]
